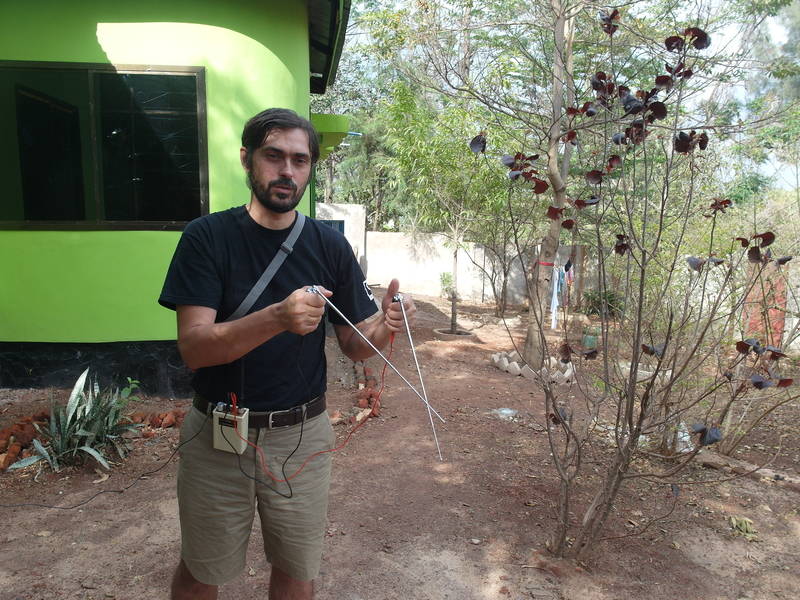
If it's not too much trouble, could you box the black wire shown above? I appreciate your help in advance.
[228,331,313,498]
[0,410,212,511]
[225,416,305,500]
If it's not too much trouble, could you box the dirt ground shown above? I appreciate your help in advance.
[1,291,799,600]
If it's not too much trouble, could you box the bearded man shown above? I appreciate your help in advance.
[159,108,414,600]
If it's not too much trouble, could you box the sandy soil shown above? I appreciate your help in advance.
[1,291,798,600]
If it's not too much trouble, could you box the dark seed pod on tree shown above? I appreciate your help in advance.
[583,195,600,207]
[641,343,665,358]
[622,94,644,115]
[591,71,607,91]
[752,231,775,247]
[747,246,762,263]
[655,75,674,90]
[647,101,667,120]
[691,423,722,446]
[532,178,549,194]
[709,198,732,213]
[469,133,486,154]
[607,155,622,170]
[585,170,604,184]
[614,234,630,255]
[686,256,705,272]
[764,346,787,360]
[500,154,516,167]
[684,27,711,49]
[665,35,684,52]
[751,374,775,389]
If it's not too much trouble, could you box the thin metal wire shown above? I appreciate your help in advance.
[308,287,445,424]
[396,294,443,461]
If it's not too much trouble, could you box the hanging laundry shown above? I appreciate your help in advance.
[551,265,560,329]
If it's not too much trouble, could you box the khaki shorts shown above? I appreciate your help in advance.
[176,405,335,585]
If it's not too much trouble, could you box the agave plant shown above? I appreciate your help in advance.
[9,368,142,472]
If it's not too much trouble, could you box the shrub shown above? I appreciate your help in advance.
[582,289,624,318]
[9,369,142,472]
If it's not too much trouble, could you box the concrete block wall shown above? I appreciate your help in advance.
[364,232,485,300]
[365,231,590,305]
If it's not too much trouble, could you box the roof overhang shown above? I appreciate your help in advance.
[311,113,350,160]
[308,0,351,94]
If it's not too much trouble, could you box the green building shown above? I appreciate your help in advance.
[0,0,351,391]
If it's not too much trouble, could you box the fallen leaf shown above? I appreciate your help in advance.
[93,469,110,484]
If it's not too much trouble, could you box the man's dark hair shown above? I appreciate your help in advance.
[241,108,320,166]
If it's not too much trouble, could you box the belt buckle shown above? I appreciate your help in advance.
[267,406,292,429]
[267,401,310,429]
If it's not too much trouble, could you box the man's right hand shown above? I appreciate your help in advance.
[278,286,332,335]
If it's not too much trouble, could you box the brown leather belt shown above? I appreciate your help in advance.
[193,394,326,429]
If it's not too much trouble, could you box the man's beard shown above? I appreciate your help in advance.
[250,173,306,214]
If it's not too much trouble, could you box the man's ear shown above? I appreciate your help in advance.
[240,147,249,171]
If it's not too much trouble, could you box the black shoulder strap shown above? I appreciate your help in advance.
[225,212,306,322]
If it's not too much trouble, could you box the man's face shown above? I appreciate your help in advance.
[244,128,312,214]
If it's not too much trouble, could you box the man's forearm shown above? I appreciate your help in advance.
[178,305,286,369]
[178,287,331,370]
[338,311,394,362]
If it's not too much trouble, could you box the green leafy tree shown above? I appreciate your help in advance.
[384,83,512,331]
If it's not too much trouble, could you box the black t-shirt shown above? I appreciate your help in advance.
[159,206,378,411]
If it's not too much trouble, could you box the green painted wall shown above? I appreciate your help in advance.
[0,0,313,342]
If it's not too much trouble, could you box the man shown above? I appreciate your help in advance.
[159,108,415,600]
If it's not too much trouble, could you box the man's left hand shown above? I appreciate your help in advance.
[382,279,416,333]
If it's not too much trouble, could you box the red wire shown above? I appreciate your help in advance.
[231,332,396,483]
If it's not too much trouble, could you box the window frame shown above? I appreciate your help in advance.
[0,60,208,231]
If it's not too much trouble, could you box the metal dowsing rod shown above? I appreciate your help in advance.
[307,287,445,424]
[395,293,443,461]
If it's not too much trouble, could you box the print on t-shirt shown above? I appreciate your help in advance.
[363,280,375,301]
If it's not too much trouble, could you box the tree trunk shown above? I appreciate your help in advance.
[574,245,586,311]
[569,441,634,558]
[450,245,459,333]
[374,168,385,231]
[499,274,508,318]
[523,1,572,367]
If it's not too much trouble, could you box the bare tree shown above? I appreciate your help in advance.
[380,0,798,558]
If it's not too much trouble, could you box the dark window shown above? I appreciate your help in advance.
[0,61,207,230]
[16,86,85,220]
